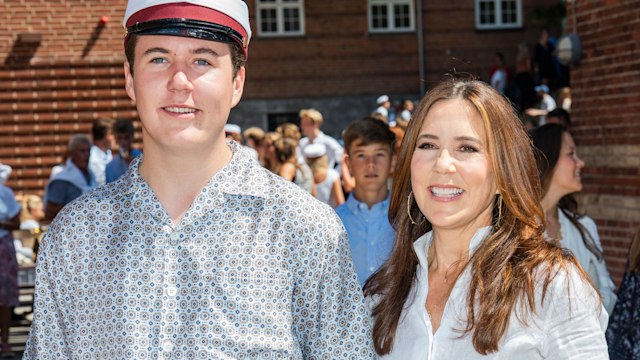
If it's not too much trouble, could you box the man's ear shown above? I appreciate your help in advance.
[345,153,352,174]
[231,66,245,108]
[124,61,136,103]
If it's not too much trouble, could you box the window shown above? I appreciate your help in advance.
[368,0,415,33]
[475,0,522,30]
[256,0,305,37]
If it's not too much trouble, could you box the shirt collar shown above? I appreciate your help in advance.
[412,226,493,274]
[117,141,272,200]
[345,191,390,215]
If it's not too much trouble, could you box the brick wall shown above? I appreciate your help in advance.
[1,0,568,199]
[567,0,640,284]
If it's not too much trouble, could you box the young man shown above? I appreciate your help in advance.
[336,117,396,287]
[298,108,343,170]
[24,1,374,358]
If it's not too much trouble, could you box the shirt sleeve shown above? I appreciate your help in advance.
[582,216,618,314]
[291,209,376,359]
[46,180,82,206]
[0,186,21,219]
[542,265,609,359]
[23,227,73,359]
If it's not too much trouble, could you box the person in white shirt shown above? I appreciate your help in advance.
[530,123,617,314]
[298,108,343,170]
[88,118,115,185]
[364,78,608,359]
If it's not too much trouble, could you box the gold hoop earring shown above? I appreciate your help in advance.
[407,191,417,225]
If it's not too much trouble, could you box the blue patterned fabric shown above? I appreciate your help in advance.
[24,142,375,359]
[606,270,640,360]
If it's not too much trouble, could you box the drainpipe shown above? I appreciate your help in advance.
[417,0,425,95]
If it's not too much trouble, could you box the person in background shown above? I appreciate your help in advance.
[273,136,315,195]
[304,143,344,208]
[533,27,557,87]
[88,118,115,186]
[336,117,396,287]
[546,108,571,128]
[44,134,97,221]
[397,99,414,129]
[530,123,617,315]
[606,227,640,359]
[298,108,343,170]
[365,77,607,359]
[105,119,142,183]
[525,84,556,125]
[18,194,45,231]
[24,0,374,357]
[0,164,11,185]
[513,42,537,113]
[489,52,509,95]
[558,86,572,112]
[0,183,20,358]
[260,131,280,172]
[373,95,392,122]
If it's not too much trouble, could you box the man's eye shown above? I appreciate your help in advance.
[150,58,166,64]
[195,59,211,66]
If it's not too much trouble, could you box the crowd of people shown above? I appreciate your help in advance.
[0,0,636,358]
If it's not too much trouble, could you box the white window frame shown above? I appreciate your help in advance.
[256,0,305,37]
[475,0,522,30]
[368,0,415,34]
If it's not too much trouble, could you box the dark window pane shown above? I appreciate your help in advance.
[394,4,410,28]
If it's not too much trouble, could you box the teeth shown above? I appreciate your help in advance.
[431,187,463,196]
[165,107,196,113]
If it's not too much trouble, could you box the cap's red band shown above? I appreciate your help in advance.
[126,3,248,47]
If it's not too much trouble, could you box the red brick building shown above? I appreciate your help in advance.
[1,0,558,196]
[566,0,640,284]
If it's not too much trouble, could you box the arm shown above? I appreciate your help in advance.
[543,266,609,359]
[331,178,345,207]
[292,211,375,358]
[582,217,618,314]
[341,153,356,194]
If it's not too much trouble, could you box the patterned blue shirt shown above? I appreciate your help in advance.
[335,193,396,287]
[24,142,375,359]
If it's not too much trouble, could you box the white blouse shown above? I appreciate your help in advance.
[557,209,617,314]
[372,227,609,360]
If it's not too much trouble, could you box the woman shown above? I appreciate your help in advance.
[304,144,344,208]
[364,78,607,359]
[272,137,315,195]
[606,227,640,359]
[0,183,20,357]
[18,194,45,231]
[530,123,617,314]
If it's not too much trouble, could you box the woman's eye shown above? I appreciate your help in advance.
[417,142,436,150]
[459,145,478,153]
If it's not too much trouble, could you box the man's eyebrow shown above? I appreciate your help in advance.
[142,47,169,56]
[192,48,220,57]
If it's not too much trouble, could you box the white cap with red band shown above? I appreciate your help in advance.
[123,0,251,58]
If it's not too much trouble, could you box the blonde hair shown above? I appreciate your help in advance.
[19,194,43,222]
[299,108,324,126]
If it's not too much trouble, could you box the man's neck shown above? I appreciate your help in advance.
[308,129,321,142]
[352,186,388,209]
[93,141,111,153]
[139,139,233,224]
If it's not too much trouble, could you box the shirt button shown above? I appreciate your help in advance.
[162,339,174,352]
[162,225,172,233]
[167,286,177,296]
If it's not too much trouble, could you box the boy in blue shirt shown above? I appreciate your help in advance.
[336,117,397,287]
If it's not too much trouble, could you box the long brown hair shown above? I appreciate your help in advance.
[529,124,603,260]
[364,77,586,355]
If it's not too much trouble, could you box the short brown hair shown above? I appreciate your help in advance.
[342,117,395,155]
